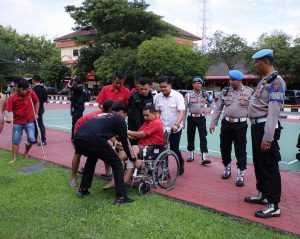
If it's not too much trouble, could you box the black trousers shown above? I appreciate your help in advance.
[220,119,248,170]
[35,110,46,142]
[74,139,127,197]
[71,106,84,140]
[170,129,184,170]
[187,116,208,153]
[251,122,281,204]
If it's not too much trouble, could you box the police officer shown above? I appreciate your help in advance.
[185,77,212,165]
[68,76,85,140]
[209,70,253,186]
[244,49,285,218]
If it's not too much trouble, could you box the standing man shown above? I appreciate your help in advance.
[155,76,185,175]
[128,77,153,132]
[73,102,142,204]
[4,79,39,163]
[244,49,285,218]
[209,70,253,186]
[0,93,6,134]
[185,77,213,165]
[31,74,48,146]
[68,76,85,140]
[95,70,130,177]
[96,70,130,109]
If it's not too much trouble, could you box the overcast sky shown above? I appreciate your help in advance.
[0,0,299,43]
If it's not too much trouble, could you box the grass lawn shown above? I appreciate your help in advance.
[0,150,296,239]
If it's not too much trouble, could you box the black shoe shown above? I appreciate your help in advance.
[76,189,90,198]
[78,167,84,174]
[187,157,194,162]
[38,141,47,146]
[114,195,134,205]
[255,204,281,218]
[244,192,268,205]
[201,159,211,165]
[221,164,231,179]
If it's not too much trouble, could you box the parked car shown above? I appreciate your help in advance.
[58,88,71,95]
[45,86,58,95]
[284,90,300,104]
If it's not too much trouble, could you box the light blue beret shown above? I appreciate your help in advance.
[192,77,204,85]
[228,70,244,81]
[252,49,273,59]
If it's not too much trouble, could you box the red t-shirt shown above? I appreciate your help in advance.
[96,85,130,105]
[5,89,39,124]
[74,109,103,134]
[138,117,165,146]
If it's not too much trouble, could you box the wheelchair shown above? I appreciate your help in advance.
[130,131,180,196]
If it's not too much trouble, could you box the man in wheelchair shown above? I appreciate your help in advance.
[102,105,165,190]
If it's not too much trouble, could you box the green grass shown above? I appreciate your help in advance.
[0,150,296,239]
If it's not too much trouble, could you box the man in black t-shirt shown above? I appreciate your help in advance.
[32,74,48,145]
[73,102,142,204]
[68,76,85,140]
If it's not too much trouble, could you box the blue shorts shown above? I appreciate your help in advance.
[12,122,36,145]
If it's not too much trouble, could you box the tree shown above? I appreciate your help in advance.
[94,48,137,86]
[207,31,250,70]
[40,55,71,88]
[137,37,208,88]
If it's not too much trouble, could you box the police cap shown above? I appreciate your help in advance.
[228,70,244,81]
[192,77,204,85]
[252,49,273,60]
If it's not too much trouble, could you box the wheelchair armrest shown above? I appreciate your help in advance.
[148,144,165,147]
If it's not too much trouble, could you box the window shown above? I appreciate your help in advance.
[73,49,79,57]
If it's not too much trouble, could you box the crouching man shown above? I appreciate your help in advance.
[102,105,165,190]
[73,102,142,205]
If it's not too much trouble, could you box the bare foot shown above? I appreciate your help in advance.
[9,159,16,164]
[101,183,115,191]
[23,153,29,159]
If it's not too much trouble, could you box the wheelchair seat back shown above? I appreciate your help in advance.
[143,144,166,161]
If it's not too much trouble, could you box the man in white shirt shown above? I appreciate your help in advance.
[155,76,186,175]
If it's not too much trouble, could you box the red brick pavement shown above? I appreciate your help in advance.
[1,112,300,236]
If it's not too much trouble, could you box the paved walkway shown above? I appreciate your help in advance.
[1,119,300,236]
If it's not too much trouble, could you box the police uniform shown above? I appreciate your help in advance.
[245,49,285,218]
[185,77,213,164]
[210,70,253,185]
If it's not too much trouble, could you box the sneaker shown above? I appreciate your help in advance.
[255,203,281,218]
[114,195,134,205]
[78,167,84,175]
[244,192,268,205]
[201,153,211,165]
[187,151,194,162]
[38,141,47,146]
[222,164,231,179]
[76,189,90,198]
[236,168,245,187]
[69,180,77,187]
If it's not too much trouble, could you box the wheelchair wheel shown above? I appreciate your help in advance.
[138,181,151,196]
[153,149,179,191]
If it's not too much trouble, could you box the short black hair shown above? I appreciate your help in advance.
[158,76,172,85]
[32,74,41,82]
[17,79,30,89]
[139,77,150,86]
[262,55,274,64]
[143,105,156,113]
[103,100,114,112]
[113,70,125,81]
[111,101,128,112]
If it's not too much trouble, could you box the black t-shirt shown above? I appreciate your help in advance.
[74,112,134,161]
[32,84,48,113]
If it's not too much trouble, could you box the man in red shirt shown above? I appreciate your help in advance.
[102,105,164,190]
[4,79,39,163]
[96,70,130,177]
[96,71,130,108]
[69,100,114,187]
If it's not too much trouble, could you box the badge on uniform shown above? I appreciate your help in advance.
[269,81,284,102]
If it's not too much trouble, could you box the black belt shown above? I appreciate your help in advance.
[189,113,204,117]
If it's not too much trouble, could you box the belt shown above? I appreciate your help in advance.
[224,117,247,123]
[188,113,204,117]
[250,117,267,124]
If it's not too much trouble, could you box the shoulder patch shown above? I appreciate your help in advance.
[268,80,284,102]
